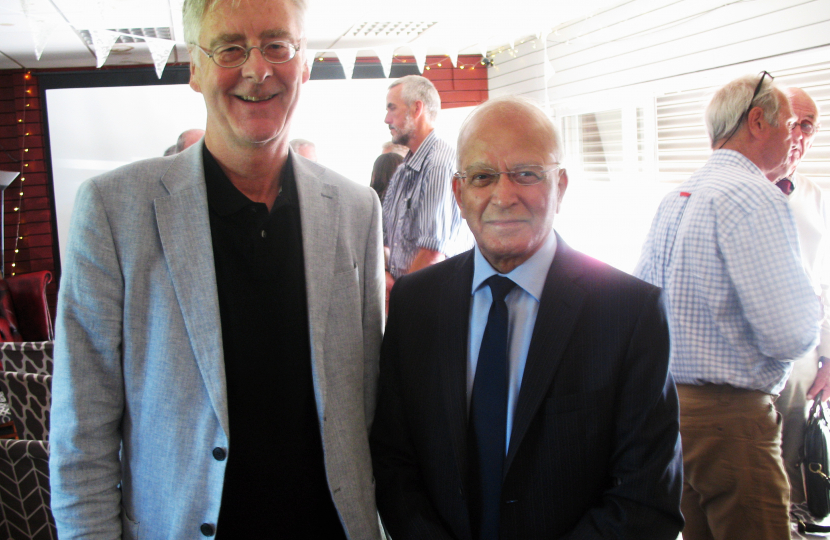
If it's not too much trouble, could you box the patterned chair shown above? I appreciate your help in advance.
[0,372,51,441]
[0,341,53,377]
[0,439,57,539]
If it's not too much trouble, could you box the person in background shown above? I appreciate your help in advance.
[290,138,317,161]
[164,128,205,156]
[372,96,683,540]
[635,72,819,540]
[49,0,384,537]
[771,86,829,534]
[381,140,408,157]
[382,75,471,304]
[370,152,403,202]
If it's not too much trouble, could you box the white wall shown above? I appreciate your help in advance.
[483,0,830,272]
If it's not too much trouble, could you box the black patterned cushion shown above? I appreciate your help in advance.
[0,391,16,440]
[0,439,56,539]
[0,341,54,376]
[0,372,51,441]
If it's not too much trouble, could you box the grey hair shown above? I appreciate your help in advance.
[183,0,307,50]
[456,96,562,169]
[388,75,441,123]
[705,73,781,146]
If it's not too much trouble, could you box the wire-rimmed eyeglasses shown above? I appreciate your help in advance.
[192,40,298,68]
[717,70,773,149]
[453,165,560,188]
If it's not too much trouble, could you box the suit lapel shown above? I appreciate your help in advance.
[504,237,586,474]
[154,142,229,437]
[437,252,475,480]
[293,151,339,420]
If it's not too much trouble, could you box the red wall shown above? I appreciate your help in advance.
[0,70,57,317]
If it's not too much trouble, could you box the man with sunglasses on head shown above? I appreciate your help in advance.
[636,74,821,540]
[49,0,384,538]
[371,96,684,540]
[772,87,829,532]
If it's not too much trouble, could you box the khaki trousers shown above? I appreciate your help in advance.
[678,384,791,540]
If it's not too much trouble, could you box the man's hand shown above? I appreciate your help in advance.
[807,356,830,401]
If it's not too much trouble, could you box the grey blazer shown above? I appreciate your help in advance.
[49,142,385,539]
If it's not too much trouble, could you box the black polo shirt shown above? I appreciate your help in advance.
[203,147,345,539]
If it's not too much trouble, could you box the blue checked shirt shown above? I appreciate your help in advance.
[634,150,820,394]
[383,130,472,279]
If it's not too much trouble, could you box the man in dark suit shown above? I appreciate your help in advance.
[370,96,683,540]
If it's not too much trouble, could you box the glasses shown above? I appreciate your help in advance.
[794,120,819,136]
[453,165,559,188]
[193,40,298,68]
[718,70,773,149]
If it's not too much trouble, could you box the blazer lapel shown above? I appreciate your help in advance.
[437,252,475,482]
[293,151,339,420]
[154,142,229,438]
[504,236,586,474]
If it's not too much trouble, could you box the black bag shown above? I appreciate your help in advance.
[802,390,830,520]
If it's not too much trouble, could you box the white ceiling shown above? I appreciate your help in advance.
[0,0,618,71]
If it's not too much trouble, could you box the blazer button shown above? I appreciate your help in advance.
[212,447,227,461]
[200,523,216,536]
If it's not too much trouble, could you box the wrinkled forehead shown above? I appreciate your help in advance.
[458,107,559,168]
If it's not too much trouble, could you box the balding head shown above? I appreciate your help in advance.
[783,87,821,177]
[457,96,561,169]
[452,96,567,274]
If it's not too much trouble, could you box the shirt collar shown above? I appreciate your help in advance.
[403,129,438,174]
[203,145,297,216]
[471,230,558,301]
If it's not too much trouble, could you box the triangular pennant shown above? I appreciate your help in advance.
[146,37,176,79]
[447,50,458,69]
[411,46,427,74]
[305,49,317,75]
[19,0,64,60]
[373,47,393,78]
[334,49,357,79]
[88,29,120,68]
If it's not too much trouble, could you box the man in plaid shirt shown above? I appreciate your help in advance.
[635,73,820,540]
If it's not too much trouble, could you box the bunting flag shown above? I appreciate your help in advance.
[146,37,175,79]
[334,49,357,79]
[448,49,458,69]
[411,46,427,74]
[19,0,64,60]
[305,49,317,75]
[88,29,120,68]
[373,47,393,78]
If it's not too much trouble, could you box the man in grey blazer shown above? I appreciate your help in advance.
[49,0,384,538]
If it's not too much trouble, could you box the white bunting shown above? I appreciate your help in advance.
[146,37,175,79]
[19,0,64,60]
[411,46,427,74]
[88,29,120,68]
[447,49,458,69]
[373,47,393,78]
[305,49,317,75]
[334,49,357,80]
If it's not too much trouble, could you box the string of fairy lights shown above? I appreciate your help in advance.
[10,71,34,277]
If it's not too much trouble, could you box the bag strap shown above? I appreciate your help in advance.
[798,518,830,534]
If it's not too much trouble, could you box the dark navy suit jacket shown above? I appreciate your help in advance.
[370,235,684,539]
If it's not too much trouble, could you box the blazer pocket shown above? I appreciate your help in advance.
[331,264,359,292]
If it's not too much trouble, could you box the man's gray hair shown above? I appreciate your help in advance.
[457,96,562,168]
[183,0,307,49]
[388,75,441,123]
[705,73,781,146]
